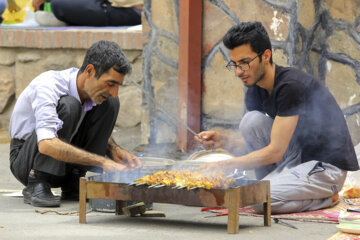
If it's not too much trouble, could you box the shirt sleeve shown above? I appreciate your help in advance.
[28,82,63,143]
[276,80,306,117]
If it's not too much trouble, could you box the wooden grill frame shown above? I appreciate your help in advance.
[79,177,271,234]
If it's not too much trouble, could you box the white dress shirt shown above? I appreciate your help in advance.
[9,68,93,143]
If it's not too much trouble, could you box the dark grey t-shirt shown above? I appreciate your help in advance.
[245,65,359,171]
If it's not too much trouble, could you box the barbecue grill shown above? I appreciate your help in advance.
[79,172,271,234]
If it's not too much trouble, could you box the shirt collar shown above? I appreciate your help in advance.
[69,68,81,103]
[70,68,94,112]
[84,99,94,112]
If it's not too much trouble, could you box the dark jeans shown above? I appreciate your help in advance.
[10,95,120,186]
[51,0,141,26]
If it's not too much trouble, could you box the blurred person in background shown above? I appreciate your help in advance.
[0,0,21,22]
[32,0,142,26]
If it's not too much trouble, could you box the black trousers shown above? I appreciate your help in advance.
[50,0,141,26]
[9,96,120,186]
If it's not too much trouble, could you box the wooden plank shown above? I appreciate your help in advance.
[263,181,271,226]
[83,179,270,234]
[140,210,166,217]
[239,181,269,206]
[79,177,87,224]
[177,0,203,152]
[84,181,269,207]
[122,202,146,217]
[225,188,240,234]
[85,182,225,207]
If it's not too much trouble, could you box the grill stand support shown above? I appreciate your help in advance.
[226,188,241,234]
[79,177,271,234]
[79,177,87,224]
[115,200,126,215]
[264,181,271,226]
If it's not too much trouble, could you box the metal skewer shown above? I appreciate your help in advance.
[274,218,298,229]
[135,183,147,186]
[341,197,356,206]
[130,79,206,144]
[189,185,205,190]
[234,175,245,180]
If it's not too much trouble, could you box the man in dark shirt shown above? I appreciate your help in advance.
[195,22,359,213]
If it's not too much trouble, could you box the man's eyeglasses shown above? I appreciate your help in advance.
[226,54,261,72]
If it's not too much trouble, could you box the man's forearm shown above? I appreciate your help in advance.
[38,137,106,168]
[106,136,122,158]
[218,129,248,155]
[221,145,283,171]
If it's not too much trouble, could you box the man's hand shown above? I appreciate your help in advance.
[197,157,238,173]
[32,0,48,11]
[38,137,135,173]
[194,131,223,150]
[101,159,130,173]
[196,161,222,173]
[111,147,142,170]
[107,137,142,170]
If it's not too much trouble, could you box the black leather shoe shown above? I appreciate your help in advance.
[23,172,61,207]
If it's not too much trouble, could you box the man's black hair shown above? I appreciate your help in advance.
[223,22,273,64]
[80,40,132,78]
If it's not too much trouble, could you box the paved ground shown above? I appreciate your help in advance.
[0,134,340,240]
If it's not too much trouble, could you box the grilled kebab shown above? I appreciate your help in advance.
[134,170,236,190]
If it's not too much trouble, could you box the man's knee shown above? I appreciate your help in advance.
[99,96,120,118]
[239,111,272,138]
[104,96,120,111]
[56,96,82,140]
[9,155,28,186]
[57,96,82,121]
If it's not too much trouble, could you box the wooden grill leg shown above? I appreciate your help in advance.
[263,181,271,226]
[226,188,241,234]
[79,177,87,224]
[115,200,127,215]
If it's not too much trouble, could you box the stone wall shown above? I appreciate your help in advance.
[0,28,143,145]
[1,1,359,150]
[142,0,360,146]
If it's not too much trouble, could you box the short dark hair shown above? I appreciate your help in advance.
[223,22,273,64]
[80,41,132,78]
